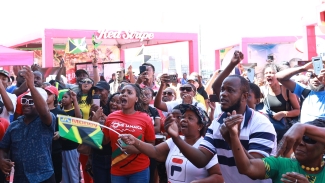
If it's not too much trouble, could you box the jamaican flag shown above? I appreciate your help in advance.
[58,115,103,149]
[65,37,88,54]
[92,34,102,49]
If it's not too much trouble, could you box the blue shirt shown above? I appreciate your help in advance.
[293,82,325,123]
[0,113,56,183]
[181,78,187,85]
[6,85,17,94]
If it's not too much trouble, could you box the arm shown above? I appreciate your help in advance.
[70,91,82,118]
[212,51,243,95]
[191,164,224,183]
[92,58,100,85]
[154,74,168,112]
[127,65,136,84]
[285,91,300,118]
[55,59,64,82]
[276,62,313,92]
[13,82,28,96]
[205,70,220,96]
[0,83,15,113]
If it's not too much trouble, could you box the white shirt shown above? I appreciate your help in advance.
[200,108,276,183]
[166,136,218,183]
[0,92,17,121]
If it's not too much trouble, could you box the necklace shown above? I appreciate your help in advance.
[301,161,325,172]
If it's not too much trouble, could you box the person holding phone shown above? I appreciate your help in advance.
[137,63,159,92]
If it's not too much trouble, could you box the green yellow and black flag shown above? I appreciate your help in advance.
[92,34,102,49]
[58,115,103,149]
[65,38,88,54]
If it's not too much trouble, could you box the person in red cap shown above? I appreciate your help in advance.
[44,86,67,183]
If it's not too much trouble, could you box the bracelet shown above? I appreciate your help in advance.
[93,66,98,68]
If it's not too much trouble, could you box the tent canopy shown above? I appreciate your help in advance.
[0,45,34,66]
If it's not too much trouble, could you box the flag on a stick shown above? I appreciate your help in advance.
[58,115,103,149]
[136,44,144,56]
[92,34,102,49]
[65,38,88,54]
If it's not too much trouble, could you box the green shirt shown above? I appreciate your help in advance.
[262,156,325,183]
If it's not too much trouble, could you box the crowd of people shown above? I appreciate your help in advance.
[0,51,324,183]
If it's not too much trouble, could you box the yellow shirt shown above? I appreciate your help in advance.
[79,95,91,120]
[194,93,207,111]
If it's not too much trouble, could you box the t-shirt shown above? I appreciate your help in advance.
[194,93,207,111]
[50,108,67,154]
[148,106,160,125]
[79,95,91,120]
[6,85,17,94]
[103,111,155,176]
[197,87,208,100]
[166,136,218,183]
[0,92,17,122]
[165,99,206,115]
[263,157,325,183]
[293,82,325,123]
[61,108,81,151]
[0,118,9,140]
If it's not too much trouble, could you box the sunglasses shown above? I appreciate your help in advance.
[179,87,193,92]
[21,98,34,105]
[302,135,317,144]
[163,91,173,96]
[80,80,93,84]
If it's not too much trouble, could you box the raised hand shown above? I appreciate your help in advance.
[159,74,170,86]
[70,90,77,101]
[231,51,244,65]
[224,110,243,136]
[164,114,179,138]
[91,106,103,122]
[276,123,304,157]
[21,66,35,89]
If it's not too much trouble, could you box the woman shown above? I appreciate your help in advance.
[225,118,325,183]
[96,84,155,183]
[154,74,206,114]
[91,92,121,183]
[261,63,300,143]
[120,104,224,183]
[142,87,161,133]
[60,90,83,183]
[77,77,94,183]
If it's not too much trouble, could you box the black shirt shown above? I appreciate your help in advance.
[60,108,81,151]
[50,108,67,154]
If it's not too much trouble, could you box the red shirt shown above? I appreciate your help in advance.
[0,118,9,140]
[103,111,155,176]
[15,91,29,116]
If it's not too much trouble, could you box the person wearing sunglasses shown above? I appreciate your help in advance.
[154,74,206,116]
[226,118,325,183]
[0,66,56,183]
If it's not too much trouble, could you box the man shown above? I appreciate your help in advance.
[0,66,56,182]
[44,86,67,183]
[7,70,26,95]
[276,61,325,123]
[0,70,17,122]
[14,70,43,120]
[180,73,187,85]
[110,68,125,94]
[137,63,159,91]
[108,73,115,84]
[166,51,276,183]
[90,81,112,183]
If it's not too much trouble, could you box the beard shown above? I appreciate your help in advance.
[309,83,325,92]
[221,98,242,113]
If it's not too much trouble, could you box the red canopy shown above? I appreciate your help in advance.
[0,45,34,65]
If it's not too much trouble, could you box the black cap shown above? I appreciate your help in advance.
[75,69,89,77]
[93,81,110,91]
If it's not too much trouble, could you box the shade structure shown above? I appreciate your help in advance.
[0,45,34,65]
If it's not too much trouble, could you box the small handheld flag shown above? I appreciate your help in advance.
[92,34,102,49]
[65,38,88,54]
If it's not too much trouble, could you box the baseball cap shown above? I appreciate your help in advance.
[0,70,10,81]
[173,104,210,126]
[24,87,48,102]
[44,86,59,96]
[187,75,198,82]
[93,81,110,91]
[75,69,89,77]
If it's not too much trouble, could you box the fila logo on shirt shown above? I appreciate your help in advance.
[169,156,186,182]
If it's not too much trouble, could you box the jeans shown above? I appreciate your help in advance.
[111,167,149,183]
[92,153,111,183]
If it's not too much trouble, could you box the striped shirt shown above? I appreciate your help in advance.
[200,106,276,183]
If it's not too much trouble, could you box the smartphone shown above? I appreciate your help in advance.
[117,138,128,147]
[169,74,177,83]
[209,94,219,102]
[139,65,147,74]
[246,68,255,83]
[93,94,100,106]
[312,56,323,75]
[267,55,274,61]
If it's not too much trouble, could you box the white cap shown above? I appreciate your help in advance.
[24,87,48,102]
